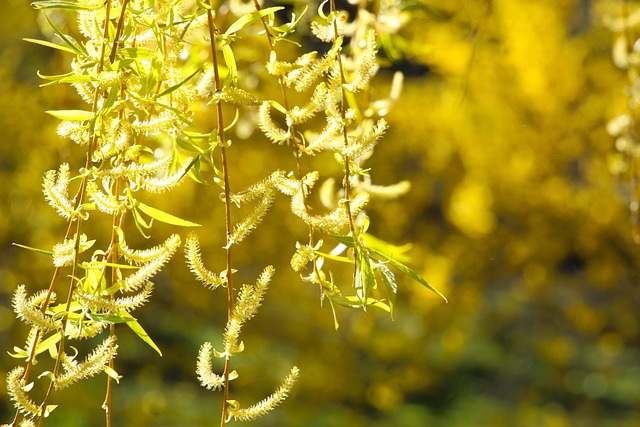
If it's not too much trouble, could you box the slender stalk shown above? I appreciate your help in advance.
[328,0,359,262]
[204,4,235,425]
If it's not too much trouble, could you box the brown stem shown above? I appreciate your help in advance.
[204,5,235,426]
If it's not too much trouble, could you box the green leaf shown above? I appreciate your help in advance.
[31,1,101,10]
[331,295,391,312]
[155,67,201,100]
[12,242,52,256]
[327,297,340,330]
[46,109,94,121]
[355,248,377,306]
[131,204,152,238]
[185,156,208,184]
[332,234,356,247]
[376,263,397,319]
[78,261,137,270]
[120,311,163,356]
[272,6,308,36]
[87,313,129,324]
[362,233,412,263]
[35,333,63,358]
[176,136,206,154]
[222,44,238,85]
[58,74,94,84]
[134,200,201,227]
[313,250,354,264]
[119,47,157,59]
[224,7,284,35]
[368,247,448,303]
[42,12,85,54]
[24,38,78,55]
[37,70,73,82]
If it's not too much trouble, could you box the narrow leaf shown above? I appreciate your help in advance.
[134,201,201,227]
[155,67,201,100]
[42,12,84,54]
[331,295,390,312]
[331,234,356,247]
[35,333,63,357]
[46,109,94,121]
[24,38,77,55]
[31,1,101,10]
[368,248,447,302]
[362,233,412,263]
[119,47,157,59]
[12,243,52,256]
[376,263,397,318]
[355,248,377,305]
[222,44,238,85]
[225,7,284,35]
[313,250,354,264]
[120,312,162,356]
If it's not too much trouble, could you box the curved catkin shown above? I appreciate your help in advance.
[228,367,300,421]
[196,342,225,391]
[6,367,41,417]
[43,164,77,220]
[54,336,118,390]
[185,232,227,290]
[258,102,290,143]
[12,285,57,332]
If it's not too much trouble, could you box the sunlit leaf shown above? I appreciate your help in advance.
[12,242,52,256]
[222,44,238,85]
[155,67,201,100]
[31,1,101,10]
[134,201,201,227]
[362,233,412,263]
[331,295,391,312]
[313,250,354,264]
[119,47,157,59]
[368,247,447,303]
[120,311,162,356]
[332,234,356,247]
[46,109,94,121]
[224,7,285,35]
[24,38,78,55]
[35,333,63,357]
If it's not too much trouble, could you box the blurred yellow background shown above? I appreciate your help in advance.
[2,0,640,426]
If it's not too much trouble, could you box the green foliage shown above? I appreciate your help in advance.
[1,0,442,426]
